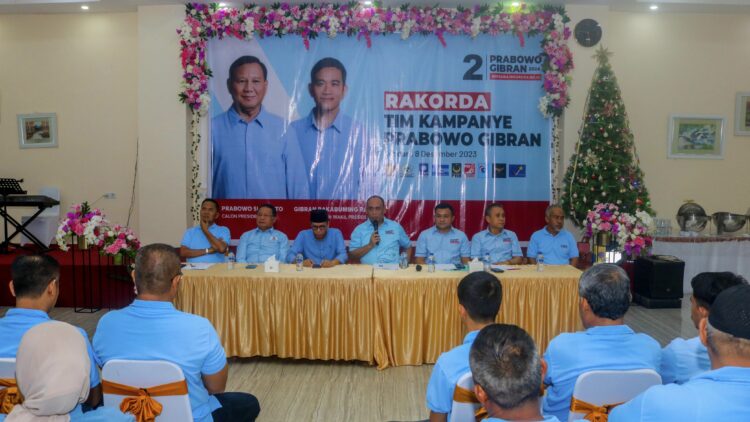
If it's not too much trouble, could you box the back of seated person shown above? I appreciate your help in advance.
[93,243,260,422]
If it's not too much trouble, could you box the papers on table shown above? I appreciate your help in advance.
[494,265,521,271]
[182,263,215,270]
[373,263,400,270]
[435,264,461,271]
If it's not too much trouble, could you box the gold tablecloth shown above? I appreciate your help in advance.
[176,264,582,369]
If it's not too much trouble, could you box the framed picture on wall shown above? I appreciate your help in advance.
[735,92,750,136]
[17,113,58,149]
[667,115,725,159]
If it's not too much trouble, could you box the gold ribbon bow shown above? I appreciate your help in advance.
[570,397,624,422]
[452,385,488,422]
[102,379,189,422]
[0,378,23,414]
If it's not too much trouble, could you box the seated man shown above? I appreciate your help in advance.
[0,254,101,408]
[471,324,559,422]
[611,284,750,420]
[349,195,410,265]
[426,271,502,422]
[414,203,470,265]
[236,203,289,263]
[470,202,523,265]
[93,244,260,422]
[180,198,230,263]
[527,204,579,266]
[661,272,746,384]
[542,264,661,421]
[286,209,347,267]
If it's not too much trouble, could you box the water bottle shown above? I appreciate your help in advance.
[296,253,304,271]
[427,254,436,273]
[227,251,235,270]
[536,253,545,272]
[483,253,491,272]
[399,252,408,269]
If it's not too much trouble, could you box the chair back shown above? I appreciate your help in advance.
[450,372,481,422]
[568,369,661,421]
[102,359,192,422]
[0,358,14,380]
[0,358,18,415]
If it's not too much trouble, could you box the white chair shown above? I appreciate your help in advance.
[102,359,192,422]
[20,186,60,246]
[450,372,481,422]
[0,358,14,379]
[568,369,662,421]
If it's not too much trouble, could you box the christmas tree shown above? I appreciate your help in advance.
[562,46,653,229]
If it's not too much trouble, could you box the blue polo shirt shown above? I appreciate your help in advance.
[93,300,227,422]
[349,218,410,265]
[415,227,470,264]
[0,308,100,389]
[236,227,289,263]
[180,224,231,263]
[542,325,661,422]
[660,336,710,385]
[610,366,750,421]
[527,228,579,265]
[291,111,365,200]
[286,228,347,265]
[484,417,560,422]
[0,407,134,422]
[211,106,309,199]
[426,330,479,418]
[470,229,522,263]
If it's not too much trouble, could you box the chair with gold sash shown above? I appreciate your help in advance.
[102,359,192,422]
[450,372,485,422]
[0,358,22,415]
[568,369,661,422]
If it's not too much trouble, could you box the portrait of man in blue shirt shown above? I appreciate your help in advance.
[286,209,347,267]
[527,204,579,266]
[414,203,470,265]
[211,55,309,199]
[179,198,230,263]
[291,57,365,200]
[236,203,289,264]
[349,195,411,265]
[470,202,523,265]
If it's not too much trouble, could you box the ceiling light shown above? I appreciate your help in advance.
[81,5,89,10]
[650,5,659,10]
[512,2,521,6]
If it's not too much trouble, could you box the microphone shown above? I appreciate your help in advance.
[371,219,380,245]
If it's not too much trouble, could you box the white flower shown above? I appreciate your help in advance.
[470,17,481,37]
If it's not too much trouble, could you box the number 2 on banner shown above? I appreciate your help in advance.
[463,54,483,80]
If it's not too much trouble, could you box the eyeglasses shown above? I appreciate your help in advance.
[311,224,328,231]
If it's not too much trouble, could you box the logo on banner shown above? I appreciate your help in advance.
[509,164,526,177]
[487,54,544,81]
[432,164,449,176]
[464,163,476,178]
[451,163,462,177]
[401,165,414,177]
[478,163,487,178]
[419,163,429,176]
[494,163,507,178]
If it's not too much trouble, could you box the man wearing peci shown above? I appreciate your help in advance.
[179,198,230,263]
[236,204,289,263]
[527,204,579,266]
[414,203,470,265]
[291,57,366,200]
[349,195,410,265]
[211,55,309,199]
[286,209,347,267]
[470,202,523,265]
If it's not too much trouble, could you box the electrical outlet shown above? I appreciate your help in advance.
[103,192,116,199]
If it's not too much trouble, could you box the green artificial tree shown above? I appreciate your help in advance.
[562,46,653,229]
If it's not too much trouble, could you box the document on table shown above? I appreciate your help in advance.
[373,263,399,270]
[182,263,215,270]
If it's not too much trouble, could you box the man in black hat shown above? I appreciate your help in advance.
[610,283,750,420]
[286,209,347,267]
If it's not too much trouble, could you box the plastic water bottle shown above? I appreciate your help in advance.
[399,252,408,269]
[227,251,235,270]
[296,253,304,271]
[483,253,491,272]
[427,254,436,273]
[536,253,545,272]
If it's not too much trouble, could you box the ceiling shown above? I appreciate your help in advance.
[1,0,750,14]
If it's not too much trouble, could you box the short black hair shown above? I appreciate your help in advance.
[484,202,504,217]
[134,244,181,295]
[692,272,747,310]
[457,271,503,323]
[366,195,385,208]
[434,202,454,216]
[228,55,268,81]
[258,203,277,217]
[11,254,60,298]
[201,198,220,212]
[310,57,347,85]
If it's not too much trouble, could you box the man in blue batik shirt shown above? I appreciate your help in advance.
[527,204,579,266]
[211,55,309,199]
[470,202,523,265]
[180,199,230,263]
[236,204,289,263]
[414,203,470,265]
[349,195,410,265]
[291,57,366,200]
[287,209,347,267]
[611,283,750,421]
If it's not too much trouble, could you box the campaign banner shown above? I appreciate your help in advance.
[207,33,552,240]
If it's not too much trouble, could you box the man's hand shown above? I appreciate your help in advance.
[200,219,210,233]
[303,259,314,267]
[369,232,381,247]
[320,259,338,268]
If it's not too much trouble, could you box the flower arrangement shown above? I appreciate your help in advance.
[55,202,105,251]
[98,225,141,259]
[585,203,654,259]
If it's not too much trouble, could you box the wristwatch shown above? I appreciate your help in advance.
[205,248,210,255]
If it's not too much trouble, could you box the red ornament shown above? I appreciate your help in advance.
[636,198,643,206]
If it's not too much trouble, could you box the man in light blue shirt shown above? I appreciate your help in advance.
[660,272,746,384]
[180,199,230,263]
[93,244,260,422]
[611,284,750,421]
[415,203,470,265]
[286,209,347,267]
[349,195,411,265]
[236,203,289,263]
[426,271,502,422]
[211,55,309,199]
[542,264,661,421]
[0,254,101,409]
[471,324,560,422]
[527,204,579,266]
[291,57,366,200]
[470,202,523,265]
